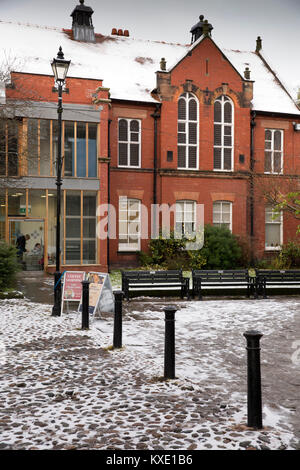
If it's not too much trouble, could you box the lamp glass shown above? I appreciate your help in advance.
[51,58,70,83]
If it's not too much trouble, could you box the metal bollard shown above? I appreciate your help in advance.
[243,330,263,429]
[52,271,62,316]
[113,291,124,349]
[81,280,90,330]
[164,306,177,380]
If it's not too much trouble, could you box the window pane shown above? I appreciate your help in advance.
[83,240,96,264]
[27,119,38,176]
[130,120,139,133]
[64,121,74,176]
[224,102,232,123]
[40,120,51,176]
[178,98,186,120]
[66,218,81,238]
[66,193,81,216]
[214,101,221,123]
[65,240,81,264]
[265,129,271,141]
[224,135,232,146]
[274,131,282,151]
[189,123,197,144]
[28,190,46,218]
[8,189,26,217]
[119,143,128,166]
[214,147,221,169]
[130,143,139,166]
[178,146,186,168]
[274,152,282,173]
[214,124,221,146]
[264,152,272,172]
[88,123,97,177]
[224,148,232,170]
[188,146,197,168]
[77,123,86,177]
[265,224,281,247]
[83,193,96,216]
[189,99,197,121]
[119,119,128,141]
[178,132,186,144]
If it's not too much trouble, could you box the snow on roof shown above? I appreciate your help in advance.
[0,19,299,114]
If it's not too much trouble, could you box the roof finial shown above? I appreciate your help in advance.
[256,36,262,53]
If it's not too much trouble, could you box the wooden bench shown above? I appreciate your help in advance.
[257,269,300,298]
[121,269,190,300]
[192,269,257,300]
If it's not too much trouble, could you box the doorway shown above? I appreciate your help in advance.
[9,219,45,271]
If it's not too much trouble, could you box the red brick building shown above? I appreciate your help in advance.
[1,2,300,272]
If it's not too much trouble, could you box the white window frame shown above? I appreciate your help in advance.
[265,205,283,251]
[213,201,232,232]
[118,118,141,168]
[177,93,199,170]
[213,95,234,172]
[264,129,284,174]
[118,197,141,251]
[175,200,196,237]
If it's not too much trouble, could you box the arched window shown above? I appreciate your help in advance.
[213,95,234,171]
[177,93,198,169]
[118,118,141,167]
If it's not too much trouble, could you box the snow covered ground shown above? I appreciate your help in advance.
[0,295,299,450]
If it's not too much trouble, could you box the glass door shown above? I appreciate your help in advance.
[9,218,45,271]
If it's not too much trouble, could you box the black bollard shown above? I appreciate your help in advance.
[113,291,124,349]
[164,306,177,380]
[81,280,90,330]
[52,271,62,316]
[243,330,263,429]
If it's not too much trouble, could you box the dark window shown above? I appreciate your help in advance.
[118,119,141,167]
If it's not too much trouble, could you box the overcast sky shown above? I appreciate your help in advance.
[0,0,299,97]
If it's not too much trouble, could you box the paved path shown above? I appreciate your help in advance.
[0,277,299,450]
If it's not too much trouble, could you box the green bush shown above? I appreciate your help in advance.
[139,225,244,270]
[270,241,300,269]
[0,241,20,291]
[200,224,242,269]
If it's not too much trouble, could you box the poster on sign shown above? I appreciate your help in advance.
[78,272,114,316]
[61,271,85,312]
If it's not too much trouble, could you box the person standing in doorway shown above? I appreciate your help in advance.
[16,233,30,259]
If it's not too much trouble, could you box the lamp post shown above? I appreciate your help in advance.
[51,46,70,317]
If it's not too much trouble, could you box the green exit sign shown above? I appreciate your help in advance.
[19,205,31,214]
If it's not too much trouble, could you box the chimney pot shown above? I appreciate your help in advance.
[111,28,117,35]
[124,29,129,37]
[118,29,123,36]
[244,66,251,80]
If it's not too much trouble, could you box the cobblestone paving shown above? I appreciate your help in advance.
[0,294,299,451]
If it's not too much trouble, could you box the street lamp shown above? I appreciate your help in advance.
[51,46,70,317]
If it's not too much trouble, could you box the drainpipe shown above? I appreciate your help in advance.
[151,104,161,236]
[250,111,256,265]
[107,118,112,272]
